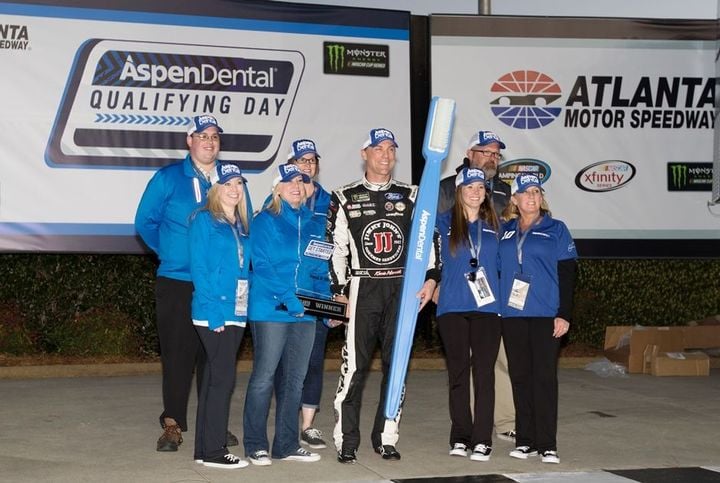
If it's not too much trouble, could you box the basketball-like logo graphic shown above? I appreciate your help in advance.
[490,70,562,129]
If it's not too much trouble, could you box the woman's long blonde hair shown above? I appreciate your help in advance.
[205,182,250,232]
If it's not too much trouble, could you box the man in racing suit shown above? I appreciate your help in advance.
[328,128,439,464]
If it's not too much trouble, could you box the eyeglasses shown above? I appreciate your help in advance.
[295,157,318,165]
[468,258,478,282]
[192,133,220,143]
[471,149,502,159]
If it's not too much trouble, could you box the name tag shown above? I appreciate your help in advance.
[304,239,334,260]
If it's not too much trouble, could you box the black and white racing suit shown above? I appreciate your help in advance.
[328,176,426,452]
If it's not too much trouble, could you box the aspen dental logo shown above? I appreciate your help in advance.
[490,70,562,129]
[323,41,389,77]
[491,70,715,130]
[46,39,304,170]
[667,162,713,192]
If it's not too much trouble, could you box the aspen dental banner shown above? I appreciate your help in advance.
[0,1,410,252]
[431,16,719,257]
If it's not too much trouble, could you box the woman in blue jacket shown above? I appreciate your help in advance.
[498,174,577,465]
[243,163,331,466]
[189,162,251,469]
[274,139,336,450]
[434,167,501,462]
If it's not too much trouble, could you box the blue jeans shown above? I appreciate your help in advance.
[274,320,329,409]
[243,321,315,458]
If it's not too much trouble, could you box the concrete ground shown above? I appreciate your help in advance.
[1,363,719,482]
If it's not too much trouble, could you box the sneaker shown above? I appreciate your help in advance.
[509,446,538,459]
[281,448,321,462]
[337,447,357,464]
[248,450,272,466]
[156,424,182,452]
[203,453,249,469]
[541,450,560,464]
[226,430,239,447]
[470,444,492,461]
[194,459,203,464]
[301,427,327,449]
[497,430,516,442]
[374,444,401,461]
[449,442,468,457]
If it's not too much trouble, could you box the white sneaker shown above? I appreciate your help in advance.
[469,444,492,461]
[248,450,272,466]
[509,446,538,459]
[449,442,468,457]
[541,450,560,464]
[202,453,249,469]
[496,430,516,442]
[281,448,321,462]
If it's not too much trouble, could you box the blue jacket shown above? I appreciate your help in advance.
[134,155,212,281]
[189,210,250,330]
[308,181,331,218]
[435,210,500,317]
[498,215,578,318]
[249,199,331,323]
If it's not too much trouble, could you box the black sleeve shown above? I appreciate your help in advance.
[556,258,577,323]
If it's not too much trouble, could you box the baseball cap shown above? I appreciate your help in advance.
[273,163,311,187]
[187,115,224,135]
[455,167,487,187]
[288,139,321,160]
[511,173,544,195]
[467,130,506,150]
[215,162,246,185]
[362,128,398,149]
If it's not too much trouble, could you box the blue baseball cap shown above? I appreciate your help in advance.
[362,128,398,149]
[215,162,246,185]
[273,163,311,187]
[455,167,487,187]
[187,115,223,135]
[511,173,544,195]
[288,139,321,160]
[467,130,506,150]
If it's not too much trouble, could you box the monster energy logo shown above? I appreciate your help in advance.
[327,44,345,73]
[670,164,688,188]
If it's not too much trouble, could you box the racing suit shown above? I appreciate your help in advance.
[328,176,437,452]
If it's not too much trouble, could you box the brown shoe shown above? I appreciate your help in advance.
[156,424,183,452]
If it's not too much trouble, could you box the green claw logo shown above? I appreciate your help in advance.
[327,44,345,72]
[670,164,688,188]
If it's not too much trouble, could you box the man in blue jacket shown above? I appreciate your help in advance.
[135,114,238,452]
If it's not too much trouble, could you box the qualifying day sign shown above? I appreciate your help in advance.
[0,1,411,252]
[431,16,719,256]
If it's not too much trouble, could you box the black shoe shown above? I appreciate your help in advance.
[226,430,239,447]
[337,447,357,464]
[374,445,401,460]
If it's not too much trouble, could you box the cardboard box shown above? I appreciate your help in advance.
[650,349,710,376]
[682,326,720,349]
[604,326,684,373]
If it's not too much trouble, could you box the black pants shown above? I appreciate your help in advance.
[437,311,501,447]
[502,316,560,452]
[155,276,205,431]
[333,277,402,451]
[194,325,244,460]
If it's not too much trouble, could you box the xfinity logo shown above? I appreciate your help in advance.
[119,55,276,88]
[575,160,636,192]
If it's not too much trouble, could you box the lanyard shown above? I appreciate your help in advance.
[467,220,483,262]
[228,219,245,270]
[515,216,540,268]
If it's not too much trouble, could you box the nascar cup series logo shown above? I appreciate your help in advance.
[46,39,304,169]
[490,70,715,131]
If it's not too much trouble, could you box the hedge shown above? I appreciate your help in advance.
[1,254,718,356]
